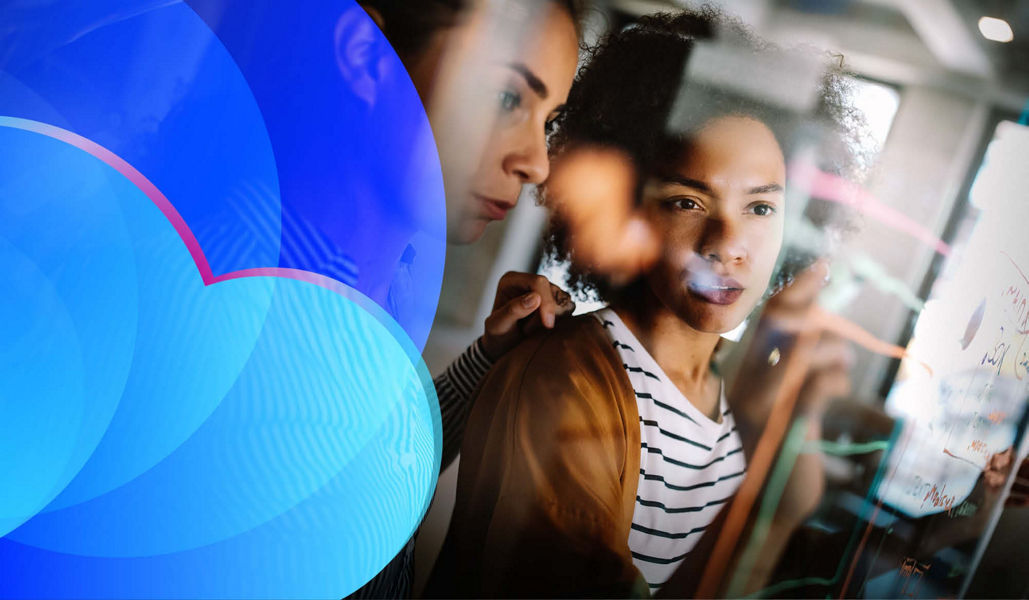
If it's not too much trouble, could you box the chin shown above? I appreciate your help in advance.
[448,217,490,245]
[699,318,744,335]
[678,303,749,335]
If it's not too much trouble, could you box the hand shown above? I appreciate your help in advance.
[1008,455,1029,507]
[982,448,1029,508]
[724,260,852,539]
[983,448,1013,489]
[479,271,575,361]
[762,259,833,328]
[731,260,853,422]
[546,146,660,285]
[794,333,854,418]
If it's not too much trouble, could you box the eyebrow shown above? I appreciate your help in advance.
[662,175,712,193]
[506,62,548,99]
[746,183,784,194]
[660,175,784,195]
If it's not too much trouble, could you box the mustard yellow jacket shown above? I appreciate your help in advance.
[424,314,651,598]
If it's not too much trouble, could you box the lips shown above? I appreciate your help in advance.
[475,194,514,221]
[686,276,745,306]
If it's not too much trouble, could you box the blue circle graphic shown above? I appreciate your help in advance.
[0,1,446,596]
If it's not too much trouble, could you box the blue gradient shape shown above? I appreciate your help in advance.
[0,132,138,538]
[0,0,445,351]
[0,0,283,272]
[0,122,441,596]
[184,0,446,350]
[0,1,447,593]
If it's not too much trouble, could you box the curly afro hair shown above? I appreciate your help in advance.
[541,6,868,304]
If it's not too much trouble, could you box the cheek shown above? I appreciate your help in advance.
[453,213,489,244]
[431,93,502,195]
[748,222,785,280]
[438,135,474,200]
[645,221,705,298]
[657,219,704,259]
[472,126,511,177]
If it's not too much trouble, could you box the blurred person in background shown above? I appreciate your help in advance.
[423,8,862,597]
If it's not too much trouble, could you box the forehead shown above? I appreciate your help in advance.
[672,116,786,188]
[469,3,579,96]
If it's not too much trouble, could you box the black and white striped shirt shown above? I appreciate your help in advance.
[595,308,746,594]
[349,339,491,599]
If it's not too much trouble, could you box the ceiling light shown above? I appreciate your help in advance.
[978,16,1014,42]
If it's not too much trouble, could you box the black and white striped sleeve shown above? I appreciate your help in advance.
[433,337,494,473]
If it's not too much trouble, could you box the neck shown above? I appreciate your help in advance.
[351,191,414,305]
[611,289,721,390]
[300,175,415,307]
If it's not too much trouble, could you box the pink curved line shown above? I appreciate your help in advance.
[789,161,952,257]
[1002,251,1029,285]
[0,116,363,296]
[0,115,434,374]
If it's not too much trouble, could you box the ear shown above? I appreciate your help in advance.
[334,6,384,108]
[360,5,386,30]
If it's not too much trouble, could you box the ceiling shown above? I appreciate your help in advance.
[606,0,1029,113]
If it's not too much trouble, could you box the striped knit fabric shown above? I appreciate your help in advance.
[594,308,746,594]
[350,339,493,598]
[349,538,416,599]
[435,337,494,471]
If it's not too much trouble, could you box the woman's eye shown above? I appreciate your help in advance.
[751,203,776,216]
[498,90,522,112]
[669,197,701,211]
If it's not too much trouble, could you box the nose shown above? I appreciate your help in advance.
[699,216,747,265]
[502,120,550,185]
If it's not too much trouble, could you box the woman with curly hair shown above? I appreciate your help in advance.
[425,8,861,598]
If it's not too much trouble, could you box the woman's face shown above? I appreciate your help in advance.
[641,116,786,334]
[408,2,579,244]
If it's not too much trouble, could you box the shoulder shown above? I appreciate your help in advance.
[461,313,641,503]
[475,313,634,422]
[500,313,623,387]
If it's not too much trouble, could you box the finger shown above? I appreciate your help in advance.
[496,272,565,325]
[998,448,1013,469]
[807,336,856,372]
[495,270,555,305]
[524,275,560,328]
[985,470,1005,488]
[548,283,576,317]
[768,259,831,313]
[485,291,541,336]
[494,271,537,309]
[797,338,854,409]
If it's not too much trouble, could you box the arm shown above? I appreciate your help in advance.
[434,338,493,472]
[434,272,575,473]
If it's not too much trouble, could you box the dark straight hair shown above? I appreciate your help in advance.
[360,0,585,59]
